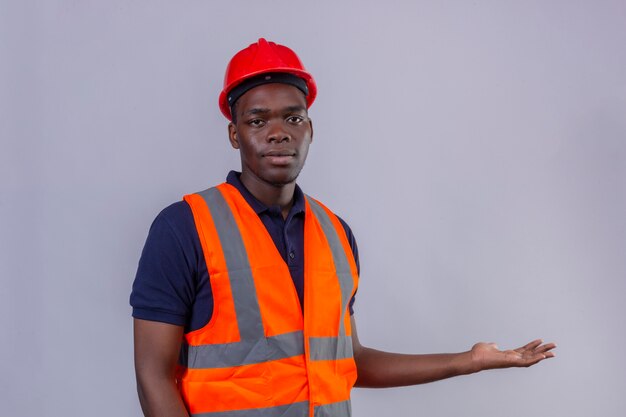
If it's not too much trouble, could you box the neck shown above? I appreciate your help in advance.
[239,171,296,219]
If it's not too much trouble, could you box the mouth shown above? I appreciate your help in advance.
[263,149,297,165]
[263,149,296,157]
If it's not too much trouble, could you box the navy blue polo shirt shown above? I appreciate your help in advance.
[130,171,359,332]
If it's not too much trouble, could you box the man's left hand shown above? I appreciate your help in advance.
[470,339,557,371]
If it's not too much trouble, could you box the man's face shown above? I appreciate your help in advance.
[228,83,313,187]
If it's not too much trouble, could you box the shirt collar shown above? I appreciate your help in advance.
[226,170,306,216]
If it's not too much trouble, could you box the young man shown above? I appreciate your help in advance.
[131,38,555,417]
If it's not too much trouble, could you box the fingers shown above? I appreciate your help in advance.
[536,342,557,354]
[512,340,557,366]
[530,349,556,363]
[514,339,557,353]
[519,339,543,351]
[521,343,557,366]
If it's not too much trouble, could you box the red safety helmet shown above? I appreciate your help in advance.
[219,38,317,120]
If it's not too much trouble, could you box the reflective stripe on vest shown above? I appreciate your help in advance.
[199,186,263,341]
[192,401,309,417]
[314,400,352,417]
[181,330,304,369]
[306,197,354,361]
[189,400,350,417]
[180,185,357,417]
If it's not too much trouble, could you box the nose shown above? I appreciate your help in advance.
[266,121,291,143]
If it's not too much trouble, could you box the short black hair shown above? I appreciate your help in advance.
[230,101,239,124]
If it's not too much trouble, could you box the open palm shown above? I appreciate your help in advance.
[471,339,556,370]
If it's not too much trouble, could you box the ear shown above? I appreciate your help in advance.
[308,117,314,143]
[228,122,240,149]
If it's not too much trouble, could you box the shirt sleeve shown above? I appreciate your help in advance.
[130,202,200,326]
[337,216,359,315]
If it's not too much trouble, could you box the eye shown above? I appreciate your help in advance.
[286,115,304,124]
[247,118,266,127]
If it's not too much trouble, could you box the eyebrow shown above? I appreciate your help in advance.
[284,105,307,113]
[244,107,271,116]
[244,105,307,116]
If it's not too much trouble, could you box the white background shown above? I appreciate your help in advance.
[1,1,625,416]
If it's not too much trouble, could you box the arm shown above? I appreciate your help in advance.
[351,316,556,388]
[134,318,189,417]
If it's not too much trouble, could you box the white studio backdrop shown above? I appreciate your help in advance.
[1,1,625,416]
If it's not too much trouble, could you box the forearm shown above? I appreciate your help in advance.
[136,375,189,417]
[354,346,478,388]
[134,319,189,417]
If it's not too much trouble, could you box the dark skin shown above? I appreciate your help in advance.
[134,321,187,417]
[133,83,556,416]
[228,83,314,218]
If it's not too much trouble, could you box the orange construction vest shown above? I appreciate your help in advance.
[178,183,359,417]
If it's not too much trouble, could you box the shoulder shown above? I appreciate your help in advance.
[141,200,203,269]
[304,195,356,242]
[153,200,194,230]
[305,195,360,272]
[148,200,197,242]
[335,215,358,265]
[335,215,356,246]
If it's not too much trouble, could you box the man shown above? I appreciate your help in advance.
[131,38,555,417]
